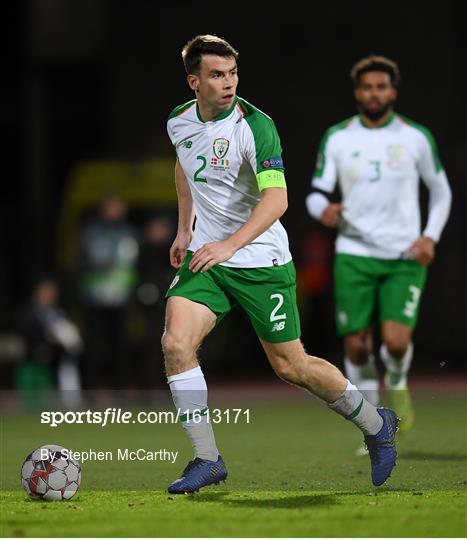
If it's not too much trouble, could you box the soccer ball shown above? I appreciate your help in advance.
[20,444,81,501]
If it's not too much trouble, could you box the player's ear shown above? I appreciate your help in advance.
[187,74,199,93]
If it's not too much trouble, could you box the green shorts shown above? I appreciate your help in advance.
[334,253,427,336]
[166,252,301,343]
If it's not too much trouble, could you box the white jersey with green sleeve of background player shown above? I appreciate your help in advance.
[306,113,452,259]
[167,96,292,268]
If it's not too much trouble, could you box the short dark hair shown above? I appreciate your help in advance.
[182,34,239,75]
[350,55,401,88]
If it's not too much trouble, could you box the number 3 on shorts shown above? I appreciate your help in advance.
[270,293,287,322]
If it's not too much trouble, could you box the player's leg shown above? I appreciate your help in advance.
[224,260,397,485]
[344,329,379,406]
[380,320,415,431]
[379,259,427,431]
[163,253,234,493]
[344,330,378,455]
[162,297,228,493]
[261,338,381,431]
[335,255,380,407]
[381,321,414,386]
[222,258,380,419]
[260,338,398,486]
[162,296,220,453]
[162,296,215,376]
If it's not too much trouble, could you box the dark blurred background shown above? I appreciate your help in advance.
[2,0,466,390]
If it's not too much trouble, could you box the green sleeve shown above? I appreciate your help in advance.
[244,108,286,190]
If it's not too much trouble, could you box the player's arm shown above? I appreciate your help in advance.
[408,131,452,266]
[189,185,288,273]
[308,192,343,228]
[306,131,342,227]
[170,159,195,268]
[189,115,289,273]
[224,185,288,247]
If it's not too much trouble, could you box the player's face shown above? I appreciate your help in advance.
[188,55,238,112]
[354,71,397,120]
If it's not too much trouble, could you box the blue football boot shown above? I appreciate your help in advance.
[364,408,399,486]
[167,455,227,494]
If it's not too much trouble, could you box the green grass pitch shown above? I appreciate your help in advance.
[1,386,466,537]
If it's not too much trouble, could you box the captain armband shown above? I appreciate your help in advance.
[256,170,287,191]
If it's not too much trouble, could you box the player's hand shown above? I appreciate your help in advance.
[189,240,237,273]
[169,232,192,269]
[321,204,344,228]
[408,236,436,266]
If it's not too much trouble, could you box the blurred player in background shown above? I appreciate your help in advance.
[306,56,452,442]
[18,277,83,406]
[77,195,138,389]
[163,36,399,494]
[136,214,174,389]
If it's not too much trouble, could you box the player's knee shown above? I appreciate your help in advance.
[384,335,409,359]
[274,364,299,384]
[161,331,191,360]
[345,334,367,365]
[270,354,300,384]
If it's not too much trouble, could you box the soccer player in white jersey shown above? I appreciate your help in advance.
[164,36,399,494]
[306,56,451,442]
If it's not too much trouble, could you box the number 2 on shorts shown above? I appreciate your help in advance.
[270,293,287,322]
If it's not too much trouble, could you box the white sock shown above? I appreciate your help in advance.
[380,342,413,389]
[167,366,219,461]
[344,355,380,406]
[328,380,383,435]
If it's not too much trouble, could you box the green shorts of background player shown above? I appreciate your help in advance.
[334,254,427,434]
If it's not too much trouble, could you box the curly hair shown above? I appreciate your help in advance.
[350,55,401,88]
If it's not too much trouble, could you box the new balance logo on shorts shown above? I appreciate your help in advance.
[272,321,286,332]
[169,276,180,289]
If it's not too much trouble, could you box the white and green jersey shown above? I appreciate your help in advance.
[167,96,291,268]
[306,113,452,258]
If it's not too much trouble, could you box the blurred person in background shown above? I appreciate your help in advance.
[77,195,138,389]
[17,276,82,406]
[306,55,452,443]
[136,214,174,388]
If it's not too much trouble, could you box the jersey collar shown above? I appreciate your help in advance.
[196,97,238,123]
[358,111,396,129]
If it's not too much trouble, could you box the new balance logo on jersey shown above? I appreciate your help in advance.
[182,140,193,149]
[271,321,286,332]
